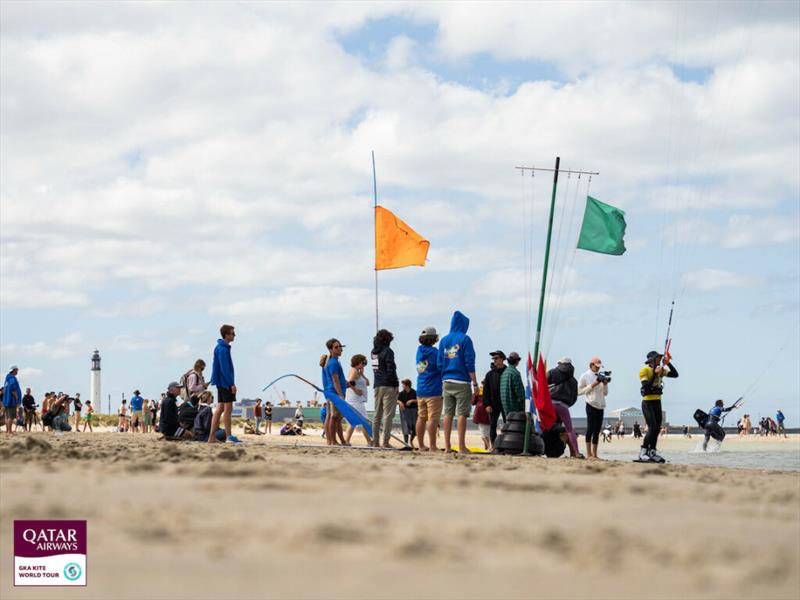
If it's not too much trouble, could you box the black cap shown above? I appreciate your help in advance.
[489,350,507,360]
[645,351,662,363]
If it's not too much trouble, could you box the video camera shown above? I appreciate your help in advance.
[596,370,612,383]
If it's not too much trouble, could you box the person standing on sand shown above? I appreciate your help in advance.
[130,390,144,433]
[265,401,273,434]
[398,379,418,449]
[73,393,82,432]
[578,356,609,460]
[500,352,526,416]
[118,399,128,432]
[439,311,479,454]
[82,400,94,432]
[415,326,443,452]
[344,354,371,446]
[254,399,263,434]
[142,399,151,433]
[3,366,21,435]
[776,410,787,438]
[209,324,238,444]
[371,329,399,449]
[22,388,35,432]
[483,351,507,445]
[638,350,679,463]
[186,359,208,401]
[294,402,304,428]
[321,338,348,446]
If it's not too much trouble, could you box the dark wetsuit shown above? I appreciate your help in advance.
[703,404,734,450]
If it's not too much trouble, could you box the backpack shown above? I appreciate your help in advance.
[178,369,194,402]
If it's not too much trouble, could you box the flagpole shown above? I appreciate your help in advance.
[522,155,561,455]
[372,150,379,333]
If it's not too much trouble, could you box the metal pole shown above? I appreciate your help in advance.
[523,156,561,455]
[372,150,379,333]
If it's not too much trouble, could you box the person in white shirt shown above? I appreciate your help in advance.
[578,356,610,460]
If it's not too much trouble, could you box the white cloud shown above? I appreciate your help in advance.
[265,341,306,358]
[681,268,759,292]
[669,215,800,248]
[1,333,85,360]
[17,367,43,380]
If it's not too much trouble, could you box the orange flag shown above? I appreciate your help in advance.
[375,206,430,270]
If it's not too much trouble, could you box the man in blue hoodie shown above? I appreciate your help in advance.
[3,365,22,435]
[415,326,443,452]
[209,324,236,443]
[438,311,478,453]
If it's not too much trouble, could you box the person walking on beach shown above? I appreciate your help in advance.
[22,388,35,432]
[398,379,418,448]
[776,410,787,438]
[3,366,21,435]
[344,354,371,445]
[82,400,94,432]
[371,329,399,449]
[130,390,144,433]
[483,351,507,445]
[209,324,237,444]
[415,326,443,452]
[547,357,582,458]
[118,399,128,432]
[578,356,609,460]
[439,311,478,454]
[638,350,679,463]
[321,338,347,446]
[500,352,525,417]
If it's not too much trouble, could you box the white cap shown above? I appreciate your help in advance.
[8,364,18,372]
[557,357,572,365]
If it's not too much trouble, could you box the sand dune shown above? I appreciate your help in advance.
[1,432,798,600]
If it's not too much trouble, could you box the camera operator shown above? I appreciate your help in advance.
[578,357,609,460]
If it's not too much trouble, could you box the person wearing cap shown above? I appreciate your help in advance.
[547,357,582,458]
[130,389,144,433]
[371,329,399,448]
[483,351,507,444]
[439,311,479,454]
[578,357,610,459]
[500,352,525,417]
[320,338,348,446]
[158,382,181,438]
[209,324,237,444]
[3,366,21,435]
[638,350,679,463]
[415,326,443,451]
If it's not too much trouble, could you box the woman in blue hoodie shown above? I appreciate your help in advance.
[438,311,479,453]
[415,326,443,452]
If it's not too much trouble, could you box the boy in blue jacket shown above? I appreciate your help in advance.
[415,326,443,452]
[438,311,478,453]
[209,324,238,443]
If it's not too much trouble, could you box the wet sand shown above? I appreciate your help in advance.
[1,431,798,600]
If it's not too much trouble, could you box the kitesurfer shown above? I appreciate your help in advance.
[638,350,679,463]
[701,399,735,451]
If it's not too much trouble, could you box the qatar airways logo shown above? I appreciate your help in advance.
[21,528,80,552]
[14,520,87,587]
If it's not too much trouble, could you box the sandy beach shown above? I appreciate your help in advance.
[1,431,798,600]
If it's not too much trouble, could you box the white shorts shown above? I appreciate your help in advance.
[478,423,490,438]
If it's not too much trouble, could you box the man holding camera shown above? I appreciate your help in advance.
[578,357,609,460]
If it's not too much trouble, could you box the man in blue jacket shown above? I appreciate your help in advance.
[209,324,237,443]
[3,365,22,435]
[438,311,478,453]
[416,326,443,452]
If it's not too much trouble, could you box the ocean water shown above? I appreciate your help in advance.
[599,439,800,472]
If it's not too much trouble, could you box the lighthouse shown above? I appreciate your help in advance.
[90,350,101,412]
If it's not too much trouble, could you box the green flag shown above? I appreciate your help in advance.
[576,196,627,255]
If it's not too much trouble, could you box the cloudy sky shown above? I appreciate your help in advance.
[1,1,798,424]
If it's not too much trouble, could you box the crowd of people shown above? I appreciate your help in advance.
[1,315,791,461]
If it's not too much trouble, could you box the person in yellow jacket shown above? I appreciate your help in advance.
[638,350,679,463]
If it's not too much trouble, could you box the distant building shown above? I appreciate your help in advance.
[90,350,101,412]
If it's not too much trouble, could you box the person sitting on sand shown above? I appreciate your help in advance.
[280,421,304,436]
[702,399,736,451]
[243,419,257,435]
[49,395,73,432]
[171,395,199,440]
[193,394,225,442]
[158,382,181,439]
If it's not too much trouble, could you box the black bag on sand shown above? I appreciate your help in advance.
[542,427,567,458]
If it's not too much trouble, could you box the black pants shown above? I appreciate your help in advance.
[585,404,604,445]
[641,400,662,450]
[489,408,503,444]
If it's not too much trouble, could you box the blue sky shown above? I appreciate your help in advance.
[1,1,798,426]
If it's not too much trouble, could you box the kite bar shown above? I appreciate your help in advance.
[515,166,600,175]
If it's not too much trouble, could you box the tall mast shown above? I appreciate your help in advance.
[372,150,379,333]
